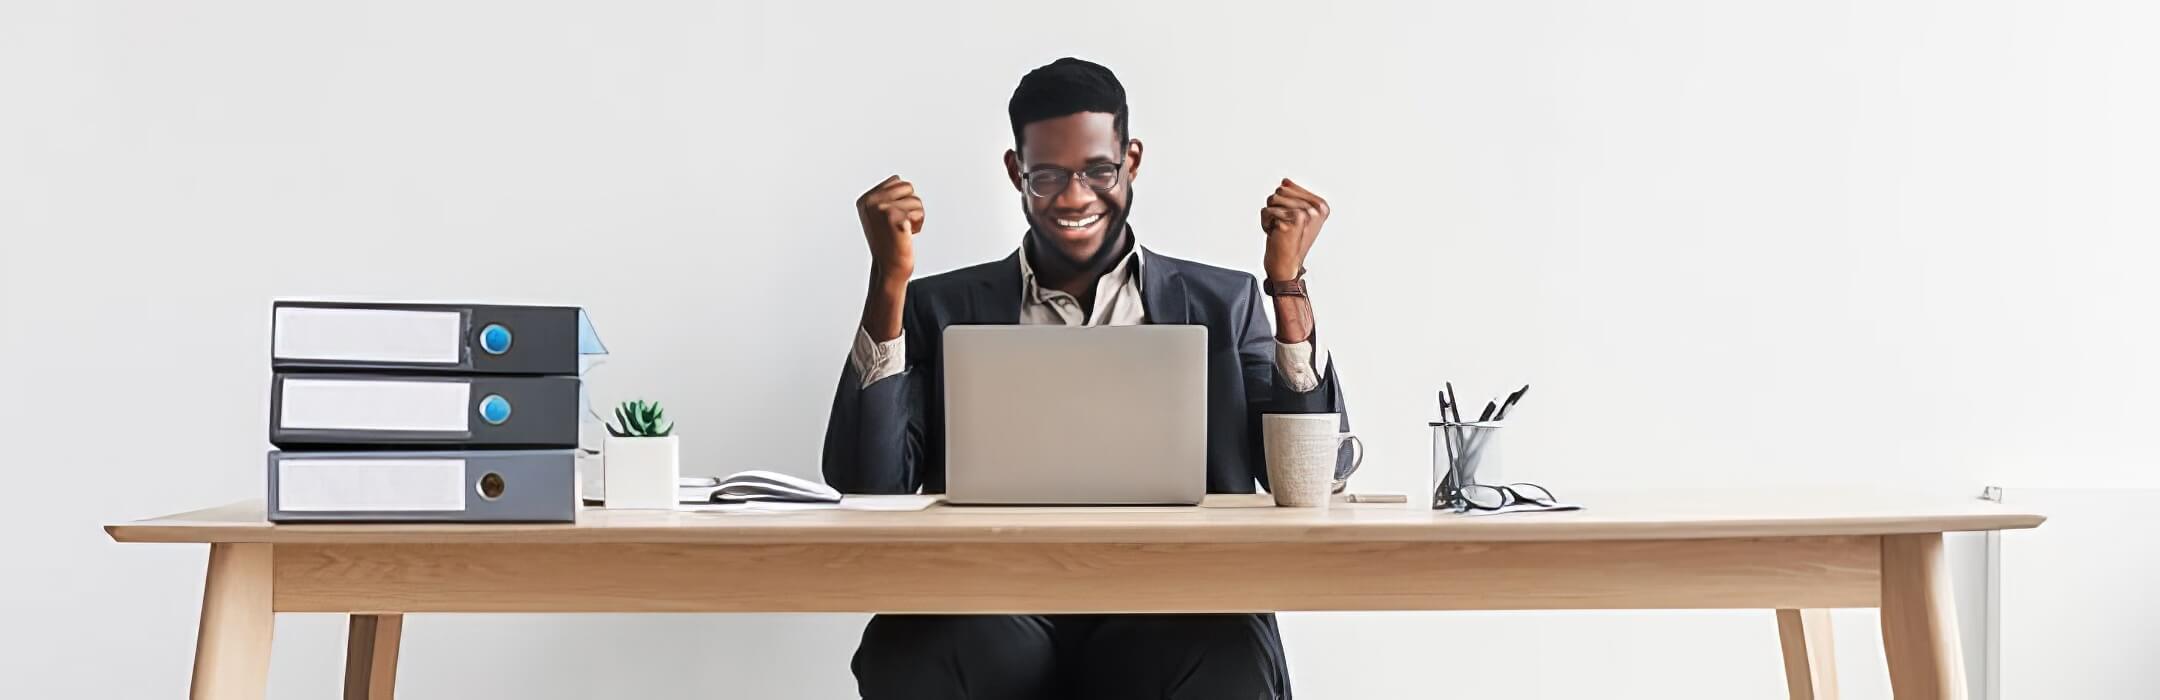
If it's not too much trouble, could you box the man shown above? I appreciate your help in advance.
[822,57,1351,700]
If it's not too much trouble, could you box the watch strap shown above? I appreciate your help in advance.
[1263,277,1309,298]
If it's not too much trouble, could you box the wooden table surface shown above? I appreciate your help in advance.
[110,489,2042,700]
[108,489,2043,545]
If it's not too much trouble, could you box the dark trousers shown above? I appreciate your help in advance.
[850,613,1291,700]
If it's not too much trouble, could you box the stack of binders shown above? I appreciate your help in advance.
[265,301,605,523]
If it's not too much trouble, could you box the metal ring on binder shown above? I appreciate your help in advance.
[477,472,506,501]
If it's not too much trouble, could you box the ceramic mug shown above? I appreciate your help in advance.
[1262,413,1364,507]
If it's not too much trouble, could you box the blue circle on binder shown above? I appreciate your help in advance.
[479,324,513,355]
[478,394,512,425]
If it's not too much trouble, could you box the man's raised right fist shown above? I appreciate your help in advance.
[856,175,925,283]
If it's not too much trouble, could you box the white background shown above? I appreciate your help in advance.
[5,1,2156,697]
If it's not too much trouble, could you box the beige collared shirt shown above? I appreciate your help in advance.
[850,246,1329,390]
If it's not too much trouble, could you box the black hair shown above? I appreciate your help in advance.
[1008,57,1129,149]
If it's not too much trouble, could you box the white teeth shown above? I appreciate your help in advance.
[1056,214,1102,228]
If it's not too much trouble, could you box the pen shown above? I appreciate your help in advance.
[1439,382,1466,510]
[1495,384,1530,420]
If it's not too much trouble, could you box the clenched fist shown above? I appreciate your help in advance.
[857,175,926,283]
[1260,178,1328,282]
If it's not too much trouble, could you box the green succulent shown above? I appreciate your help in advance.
[607,399,673,438]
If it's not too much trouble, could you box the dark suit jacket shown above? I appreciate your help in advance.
[822,247,1352,495]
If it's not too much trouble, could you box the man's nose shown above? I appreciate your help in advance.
[1052,176,1098,209]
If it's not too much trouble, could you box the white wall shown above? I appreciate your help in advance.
[5,1,2155,697]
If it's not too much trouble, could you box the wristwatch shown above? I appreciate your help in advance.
[1263,275,1308,298]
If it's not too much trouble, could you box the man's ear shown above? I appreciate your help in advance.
[1124,138,1145,183]
[1003,149,1023,192]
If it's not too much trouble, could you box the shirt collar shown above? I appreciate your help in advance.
[1016,233,1145,303]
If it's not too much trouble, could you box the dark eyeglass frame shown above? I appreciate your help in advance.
[1020,161,1125,198]
[1449,482,1560,512]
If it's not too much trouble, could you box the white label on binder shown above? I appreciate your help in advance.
[273,307,463,365]
[280,378,471,432]
[278,458,465,511]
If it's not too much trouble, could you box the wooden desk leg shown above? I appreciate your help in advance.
[344,614,403,700]
[1881,533,1967,699]
[191,543,274,700]
[1777,608,1839,699]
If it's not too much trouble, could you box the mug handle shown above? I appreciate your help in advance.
[1337,433,1365,480]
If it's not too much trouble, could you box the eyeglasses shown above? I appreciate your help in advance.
[1451,482,1567,512]
[1021,162,1124,198]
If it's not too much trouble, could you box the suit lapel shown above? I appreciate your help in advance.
[1139,246,1190,325]
[968,251,1024,325]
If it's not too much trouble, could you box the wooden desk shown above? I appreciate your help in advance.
[109,490,2042,700]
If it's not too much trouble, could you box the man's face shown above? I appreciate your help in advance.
[1006,112,1143,264]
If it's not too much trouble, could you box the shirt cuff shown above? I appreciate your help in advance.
[849,327,908,389]
[1274,336,1332,393]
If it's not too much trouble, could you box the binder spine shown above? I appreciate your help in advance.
[269,373,582,449]
[268,450,577,522]
[271,301,584,376]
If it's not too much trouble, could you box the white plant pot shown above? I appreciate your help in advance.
[604,435,680,510]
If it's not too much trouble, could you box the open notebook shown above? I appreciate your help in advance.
[690,470,842,504]
[583,470,841,505]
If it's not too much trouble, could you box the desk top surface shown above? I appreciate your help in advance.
[108,489,2044,545]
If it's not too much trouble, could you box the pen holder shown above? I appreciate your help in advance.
[1431,421,1505,511]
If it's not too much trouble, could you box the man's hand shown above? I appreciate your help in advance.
[1260,178,1327,344]
[1261,178,1327,282]
[858,175,925,284]
[857,175,924,342]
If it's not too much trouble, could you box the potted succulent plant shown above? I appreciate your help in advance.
[603,399,678,509]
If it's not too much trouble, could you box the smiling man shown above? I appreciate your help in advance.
[822,57,1352,700]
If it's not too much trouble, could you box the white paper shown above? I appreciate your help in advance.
[280,378,470,432]
[278,458,465,512]
[274,307,463,365]
[678,494,943,513]
[679,501,835,513]
[839,494,944,511]
[1458,501,1583,517]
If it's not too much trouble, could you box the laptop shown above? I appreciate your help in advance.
[942,325,1208,505]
